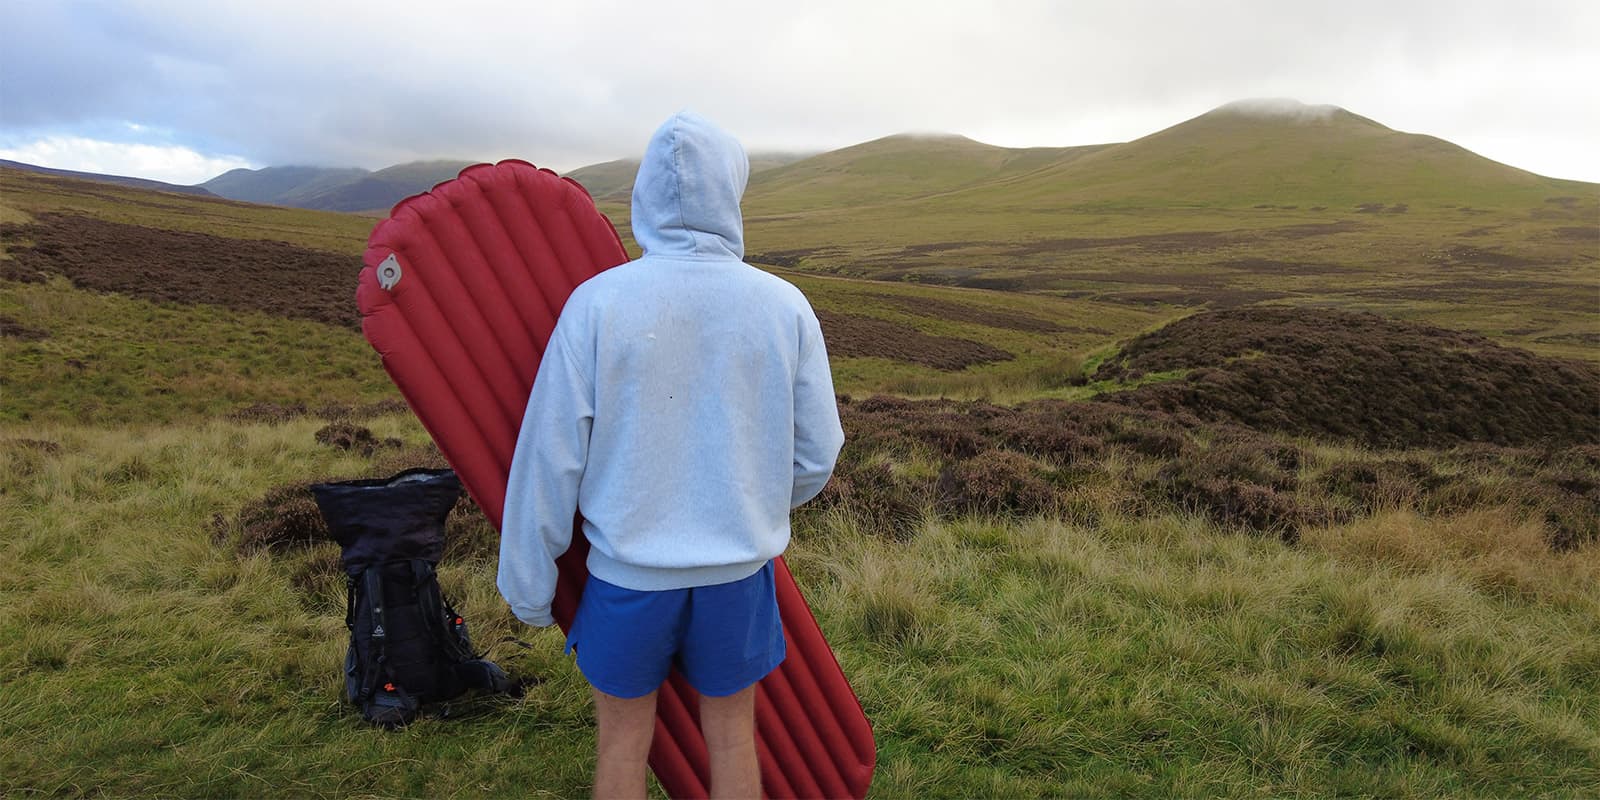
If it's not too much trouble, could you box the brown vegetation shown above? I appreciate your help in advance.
[745,246,844,268]
[1096,307,1600,449]
[0,314,49,341]
[811,388,1598,547]
[238,392,1599,580]
[232,483,328,554]
[227,398,408,424]
[875,295,1084,334]
[890,221,1362,259]
[0,212,361,328]
[231,303,1598,575]
[313,423,403,457]
[816,309,1013,370]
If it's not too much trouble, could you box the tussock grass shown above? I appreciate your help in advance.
[0,277,394,424]
[793,512,1600,798]
[2,417,596,798]
[6,419,1597,797]
[1303,509,1600,611]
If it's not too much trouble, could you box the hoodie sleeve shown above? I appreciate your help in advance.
[791,312,844,507]
[497,324,594,627]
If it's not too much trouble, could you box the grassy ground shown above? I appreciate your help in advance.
[2,416,1596,798]
[0,268,1169,425]
[2,144,1596,798]
[0,169,372,255]
[0,277,394,424]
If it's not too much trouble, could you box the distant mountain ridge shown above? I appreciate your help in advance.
[0,159,217,197]
[939,99,1564,209]
[198,153,811,212]
[741,99,1584,218]
[565,151,813,202]
[16,98,1590,225]
[201,160,475,212]
[201,165,369,206]
[743,134,1112,210]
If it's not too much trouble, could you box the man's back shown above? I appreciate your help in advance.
[498,111,842,624]
[553,255,837,588]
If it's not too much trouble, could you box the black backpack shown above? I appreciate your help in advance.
[311,468,516,728]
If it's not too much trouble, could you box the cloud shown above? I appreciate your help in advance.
[0,135,254,185]
[2,0,1597,180]
[1216,99,1341,122]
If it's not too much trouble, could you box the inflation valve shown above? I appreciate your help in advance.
[377,254,403,290]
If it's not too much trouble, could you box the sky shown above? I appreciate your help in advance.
[2,0,1597,185]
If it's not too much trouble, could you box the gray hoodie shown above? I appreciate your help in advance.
[497,112,844,627]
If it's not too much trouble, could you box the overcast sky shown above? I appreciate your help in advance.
[2,0,1597,185]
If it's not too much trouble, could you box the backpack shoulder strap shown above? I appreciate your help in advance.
[344,573,359,632]
[355,567,390,703]
[409,560,476,662]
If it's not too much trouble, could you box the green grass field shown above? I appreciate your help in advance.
[2,122,1598,798]
[3,417,1595,797]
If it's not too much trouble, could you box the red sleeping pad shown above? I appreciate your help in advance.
[357,160,875,799]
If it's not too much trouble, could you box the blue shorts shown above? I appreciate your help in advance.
[565,560,786,698]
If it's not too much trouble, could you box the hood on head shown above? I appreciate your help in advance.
[631,111,749,259]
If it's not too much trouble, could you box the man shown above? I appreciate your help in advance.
[497,111,845,800]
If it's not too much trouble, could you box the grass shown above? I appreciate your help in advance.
[795,512,1599,797]
[0,268,1167,424]
[0,168,374,255]
[3,417,1596,797]
[0,277,394,424]
[2,124,1597,798]
[780,270,1177,401]
[0,418,595,798]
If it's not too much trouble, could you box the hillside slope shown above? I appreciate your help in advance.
[566,151,811,202]
[955,100,1576,210]
[0,160,216,196]
[294,160,477,213]
[0,168,1169,422]
[201,165,371,205]
[201,160,476,213]
[728,100,1597,361]
[744,135,1109,210]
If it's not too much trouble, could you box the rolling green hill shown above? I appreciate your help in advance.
[201,165,371,206]
[301,160,477,213]
[202,160,477,213]
[950,100,1574,210]
[744,135,1109,209]
[566,151,811,202]
[0,158,218,196]
[719,100,1599,362]
[562,158,640,202]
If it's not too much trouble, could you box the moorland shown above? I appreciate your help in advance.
[2,100,1598,798]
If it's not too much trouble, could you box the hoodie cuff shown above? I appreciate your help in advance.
[512,605,555,628]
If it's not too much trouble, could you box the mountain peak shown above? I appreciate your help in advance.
[1212,97,1347,122]
[1194,98,1392,134]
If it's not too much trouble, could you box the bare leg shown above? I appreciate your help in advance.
[592,688,658,800]
[699,685,760,799]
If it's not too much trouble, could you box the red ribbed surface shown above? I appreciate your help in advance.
[358,160,875,799]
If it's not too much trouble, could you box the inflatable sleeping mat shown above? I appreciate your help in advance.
[357,160,874,799]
